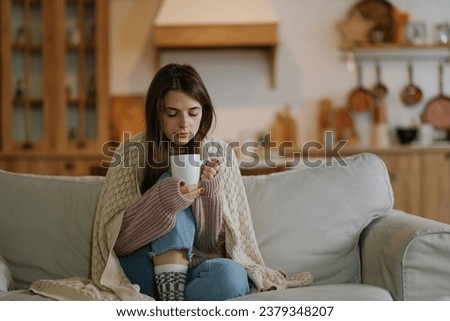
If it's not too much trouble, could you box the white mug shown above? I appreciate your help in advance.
[170,154,201,185]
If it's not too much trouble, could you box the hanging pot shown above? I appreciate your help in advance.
[422,64,450,130]
[348,64,374,112]
[400,63,423,106]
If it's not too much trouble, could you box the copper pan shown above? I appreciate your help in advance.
[401,63,423,106]
[348,64,374,112]
[423,64,450,130]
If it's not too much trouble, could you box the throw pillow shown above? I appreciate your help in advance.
[0,170,105,290]
[242,153,393,284]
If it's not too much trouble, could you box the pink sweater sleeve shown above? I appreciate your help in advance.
[114,177,192,256]
[192,173,224,253]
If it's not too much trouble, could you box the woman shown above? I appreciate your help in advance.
[29,64,312,301]
[114,63,250,300]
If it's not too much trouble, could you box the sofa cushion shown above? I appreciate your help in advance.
[0,170,104,290]
[230,284,393,301]
[242,153,393,285]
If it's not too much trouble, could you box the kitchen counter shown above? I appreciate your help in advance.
[238,142,450,174]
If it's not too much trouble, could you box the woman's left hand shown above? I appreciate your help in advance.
[201,158,221,181]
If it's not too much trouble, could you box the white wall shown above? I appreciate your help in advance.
[110,0,450,144]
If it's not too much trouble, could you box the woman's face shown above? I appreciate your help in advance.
[162,90,203,146]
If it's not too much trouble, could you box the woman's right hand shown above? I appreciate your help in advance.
[179,182,203,201]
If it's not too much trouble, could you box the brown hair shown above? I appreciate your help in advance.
[140,63,216,193]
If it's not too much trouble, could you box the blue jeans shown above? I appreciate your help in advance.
[119,247,250,300]
[118,175,250,300]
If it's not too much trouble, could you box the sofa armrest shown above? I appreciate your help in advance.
[360,209,450,300]
[0,254,14,293]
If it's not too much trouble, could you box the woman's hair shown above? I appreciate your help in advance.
[140,63,216,193]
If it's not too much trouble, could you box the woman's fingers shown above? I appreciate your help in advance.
[201,167,216,180]
[180,183,203,200]
[201,159,221,181]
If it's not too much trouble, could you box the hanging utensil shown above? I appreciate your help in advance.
[372,62,388,124]
[400,62,423,106]
[348,64,374,112]
[372,62,388,102]
[422,63,450,131]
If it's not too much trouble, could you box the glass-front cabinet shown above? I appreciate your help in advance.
[65,0,102,149]
[0,0,108,175]
[4,0,46,151]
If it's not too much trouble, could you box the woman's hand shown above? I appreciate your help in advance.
[179,158,220,200]
[201,158,221,181]
[180,183,203,201]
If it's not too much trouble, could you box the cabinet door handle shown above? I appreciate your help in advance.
[21,141,33,150]
[65,162,75,171]
[77,140,87,149]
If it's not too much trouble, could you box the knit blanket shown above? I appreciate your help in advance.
[30,134,312,300]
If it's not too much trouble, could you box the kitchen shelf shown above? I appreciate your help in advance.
[152,0,279,87]
[342,45,450,63]
[153,24,278,88]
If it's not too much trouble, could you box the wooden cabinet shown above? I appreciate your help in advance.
[420,150,450,223]
[377,152,422,216]
[0,0,109,176]
[366,148,450,224]
[0,152,108,176]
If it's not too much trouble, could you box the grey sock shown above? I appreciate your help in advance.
[154,264,188,301]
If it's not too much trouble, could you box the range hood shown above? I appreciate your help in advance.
[153,0,279,87]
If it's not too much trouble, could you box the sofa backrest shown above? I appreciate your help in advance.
[0,152,393,290]
[242,153,393,285]
[0,170,104,290]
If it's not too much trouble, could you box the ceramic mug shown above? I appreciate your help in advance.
[170,154,201,185]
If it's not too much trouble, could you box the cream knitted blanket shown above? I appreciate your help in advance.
[30,134,312,300]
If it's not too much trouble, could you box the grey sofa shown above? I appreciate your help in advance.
[1,153,450,300]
